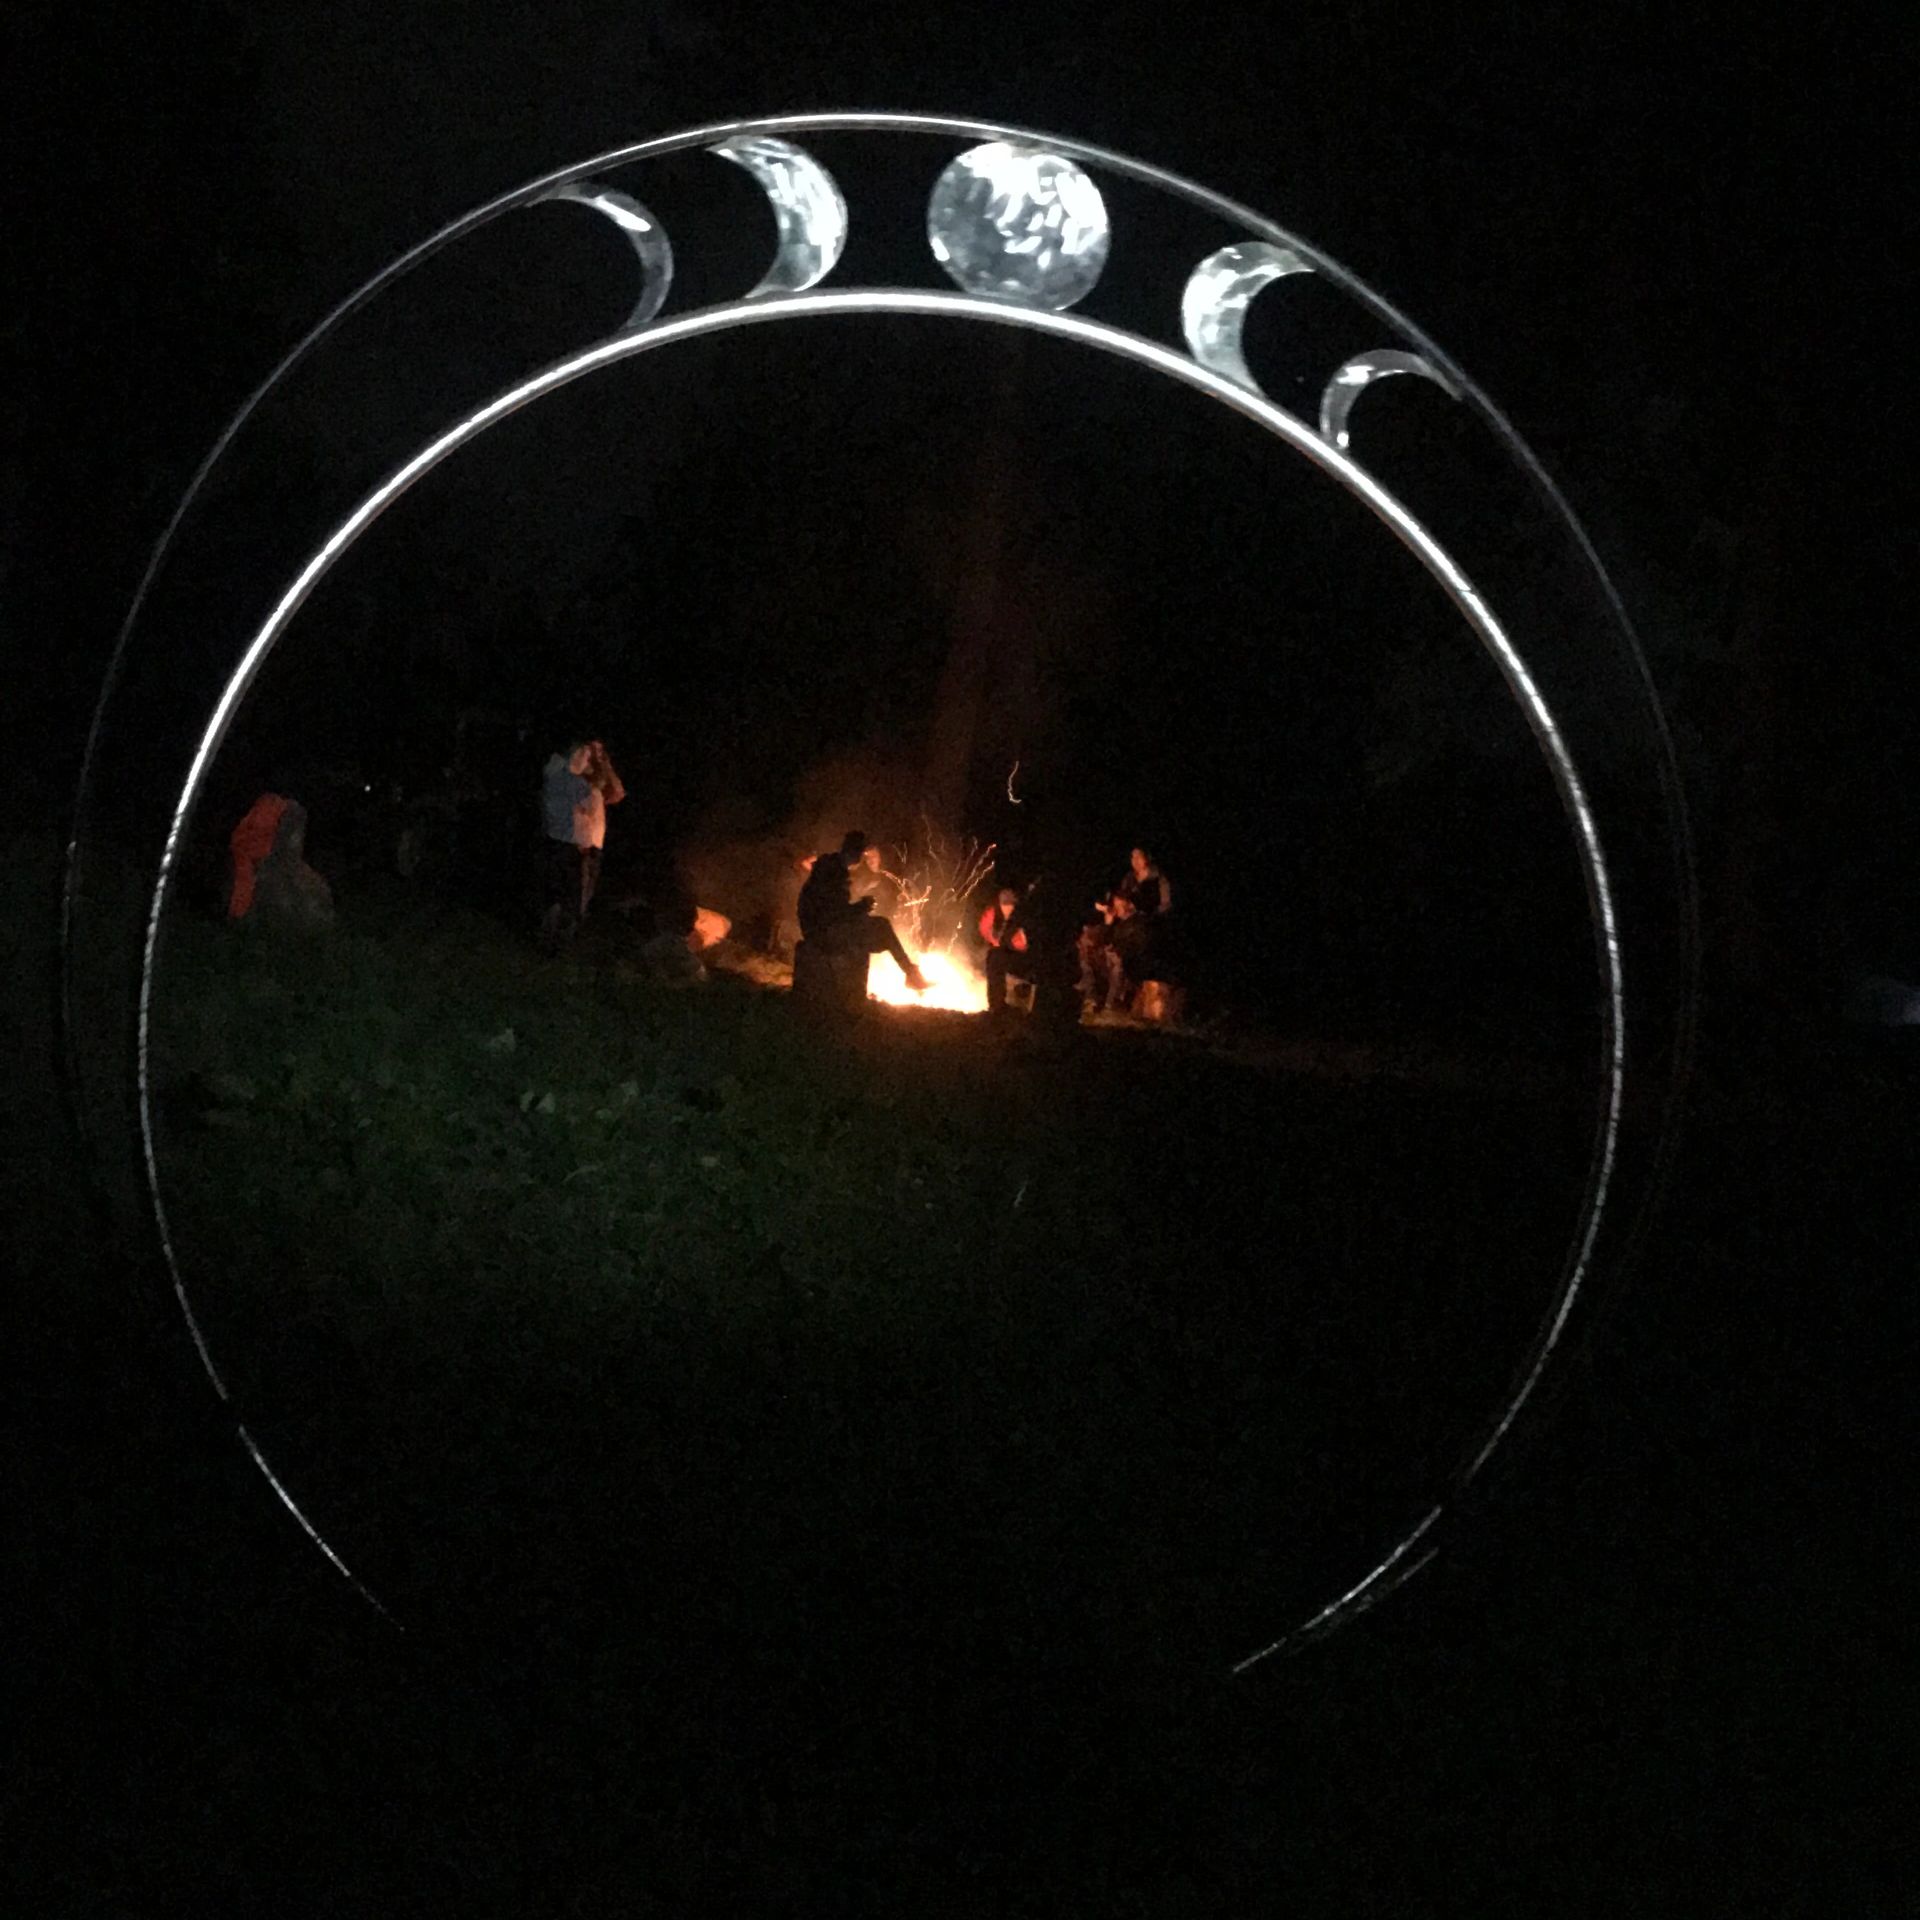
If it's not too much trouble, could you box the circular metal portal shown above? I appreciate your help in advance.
[64,111,1697,1671]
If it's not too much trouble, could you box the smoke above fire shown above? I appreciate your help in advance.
[676,750,998,1009]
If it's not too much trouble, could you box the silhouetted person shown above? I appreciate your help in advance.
[1086,845,1178,1004]
[1093,890,1152,1012]
[798,830,930,991]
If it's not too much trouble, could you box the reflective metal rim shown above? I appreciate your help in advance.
[133,285,1628,1666]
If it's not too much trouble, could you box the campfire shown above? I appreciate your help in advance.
[865,820,996,1015]
[868,946,988,1014]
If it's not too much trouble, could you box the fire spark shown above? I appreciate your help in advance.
[862,817,997,1014]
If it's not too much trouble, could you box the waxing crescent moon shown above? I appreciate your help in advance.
[1318,348,1461,450]
[709,136,849,295]
[1180,240,1313,393]
[536,181,674,330]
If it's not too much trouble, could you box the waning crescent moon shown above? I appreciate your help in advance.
[1318,349,1461,450]
[536,182,674,330]
[709,136,849,295]
[1180,240,1313,392]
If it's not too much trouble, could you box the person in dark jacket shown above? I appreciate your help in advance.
[1093,890,1152,1012]
[1089,846,1178,1005]
[1005,875,1085,1029]
[1118,846,1171,918]
[798,830,930,990]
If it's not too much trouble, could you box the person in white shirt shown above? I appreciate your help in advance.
[539,736,625,944]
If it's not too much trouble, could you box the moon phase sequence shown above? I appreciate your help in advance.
[531,135,1456,458]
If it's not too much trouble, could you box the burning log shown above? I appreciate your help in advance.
[792,937,871,1015]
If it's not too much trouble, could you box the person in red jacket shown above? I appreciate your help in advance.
[228,791,335,927]
[979,885,1031,1014]
[227,792,291,919]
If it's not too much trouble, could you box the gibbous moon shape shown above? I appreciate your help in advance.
[537,181,674,330]
[1180,240,1313,393]
[1319,348,1461,451]
[709,136,849,295]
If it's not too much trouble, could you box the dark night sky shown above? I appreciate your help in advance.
[2,7,1910,1905]
[2,3,1909,982]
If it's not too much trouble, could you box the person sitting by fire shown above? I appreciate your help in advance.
[797,829,932,992]
[1075,894,1111,1007]
[1118,845,1172,918]
[1076,846,1173,1011]
[1090,887,1154,1012]
[848,840,905,919]
[978,884,1032,1014]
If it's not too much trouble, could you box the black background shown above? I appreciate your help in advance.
[3,2,1909,1910]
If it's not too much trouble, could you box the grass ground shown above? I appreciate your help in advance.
[140,879,1594,1695]
[11,836,1900,1911]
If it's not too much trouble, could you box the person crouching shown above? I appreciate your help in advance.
[540,736,624,946]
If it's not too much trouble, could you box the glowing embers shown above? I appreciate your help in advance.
[868,946,989,1014]
[928,141,1110,311]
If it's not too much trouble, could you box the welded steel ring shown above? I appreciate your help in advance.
[66,111,1698,1671]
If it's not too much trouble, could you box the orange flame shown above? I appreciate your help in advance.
[867,946,989,1014]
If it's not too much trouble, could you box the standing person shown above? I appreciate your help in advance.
[978,885,1031,1014]
[539,736,625,945]
[797,830,931,991]
[576,738,625,914]
[1103,845,1176,1002]
[1128,844,1189,995]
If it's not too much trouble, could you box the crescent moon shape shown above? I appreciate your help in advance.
[709,136,848,295]
[1180,240,1313,393]
[1318,348,1461,451]
[536,182,674,330]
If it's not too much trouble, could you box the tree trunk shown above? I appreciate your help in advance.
[922,341,1024,823]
